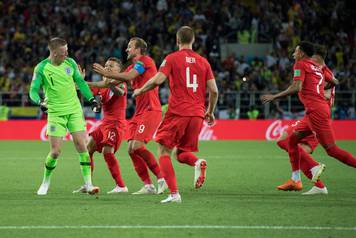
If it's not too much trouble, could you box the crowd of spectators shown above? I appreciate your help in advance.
[0,0,355,119]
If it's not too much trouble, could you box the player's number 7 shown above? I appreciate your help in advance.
[186,67,198,92]
[315,71,324,94]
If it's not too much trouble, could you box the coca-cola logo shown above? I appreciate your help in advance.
[40,120,102,141]
[265,120,289,141]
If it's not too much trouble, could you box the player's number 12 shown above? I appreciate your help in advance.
[186,67,198,92]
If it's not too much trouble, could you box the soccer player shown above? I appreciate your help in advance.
[73,57,128,194]
[133,26,219,203]
[29,37,100,195]
[93,37,167,194]
[275,45,334,195]
[261,41,356,187]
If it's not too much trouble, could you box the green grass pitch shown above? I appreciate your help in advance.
[0,140,355,238]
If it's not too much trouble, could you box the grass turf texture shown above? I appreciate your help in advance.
[0,140,355,238]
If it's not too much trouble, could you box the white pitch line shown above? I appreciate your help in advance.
[0,225,355,231]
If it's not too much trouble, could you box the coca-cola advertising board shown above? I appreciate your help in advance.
[0,120,355,141]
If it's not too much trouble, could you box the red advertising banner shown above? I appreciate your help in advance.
[0,119,356,141]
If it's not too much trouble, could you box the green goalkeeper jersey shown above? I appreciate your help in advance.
[30,57,94,116]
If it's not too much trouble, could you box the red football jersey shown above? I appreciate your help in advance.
[322,66,335,107]
[128,55,161,115]
[293,58,331,110]
[91,83,127,122]
[159,49,214,118]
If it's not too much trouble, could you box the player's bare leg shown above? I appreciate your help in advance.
[72,131,99,195]
[37,136,62,195]
[158,144,181,203]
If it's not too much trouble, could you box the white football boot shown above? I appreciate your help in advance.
[86,185,100,195]
[194,159,207,189]
[157,178,168,194]
[37,181,50,195]
[132,184,156,195]
[107,186,128,194]
[160,193,182,204]
[310,164,326,182]
[72,185,88,194]
[302,186,328,195]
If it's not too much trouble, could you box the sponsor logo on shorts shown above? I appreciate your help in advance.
[50,125,56,132]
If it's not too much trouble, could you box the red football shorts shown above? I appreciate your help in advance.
[284,119,319,152]
[127,110,162,143]
[155,112,204,152]
[89,121,126,153]
[290,106,335,148]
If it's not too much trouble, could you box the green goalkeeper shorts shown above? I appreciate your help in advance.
[47,111,86,137]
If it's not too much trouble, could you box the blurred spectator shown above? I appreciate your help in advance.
[0,0,355,119]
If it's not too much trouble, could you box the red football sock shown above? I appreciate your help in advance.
[176,151,199,166]
[103,153,125,187]
[288,134,301,171]
[326,145,356,168]
[299,146,319,179]
[89,152,94,174]
[159,155,178,193]
[134,147,163,179]
[314,180,325,188]
[129,151,151,184]
[277,139,289,152]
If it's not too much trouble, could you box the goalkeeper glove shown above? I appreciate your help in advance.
[39,99,48,113]
[90,96,101,113]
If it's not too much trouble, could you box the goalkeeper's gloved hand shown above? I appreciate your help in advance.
[39,99,48,113]
[90,96,101,113]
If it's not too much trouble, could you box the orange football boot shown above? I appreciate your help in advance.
[277,179,302,191]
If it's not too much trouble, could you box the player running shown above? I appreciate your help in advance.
[133,26,219,203]
[275,45,334,195]
[262,41,356,187]
[93,37,167,195]
[73,57,128,194]
[30,37,100,195]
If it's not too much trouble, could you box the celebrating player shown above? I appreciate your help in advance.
[29,37,100,195]
[93,37,167,194]
[261,41,356,187]
[73,57,128,194]
[133,26,219,203]
[275,45,333,195]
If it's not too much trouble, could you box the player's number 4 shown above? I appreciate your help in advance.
[186,67,198,92]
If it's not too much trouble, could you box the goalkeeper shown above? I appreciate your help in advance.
[29,37,100,195]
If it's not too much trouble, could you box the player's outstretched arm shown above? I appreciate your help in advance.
[205,79,218,126]
[93,63,139,82]
[132,72,167,98]
[109,84,125,96]
[261,80,302,104]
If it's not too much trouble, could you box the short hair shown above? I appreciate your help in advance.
[177,26,195,44]
[130,37,148,55]
[107,57,123,68]
[313,44,327,59]
[48,37,67,51]
[298,41,314,57]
